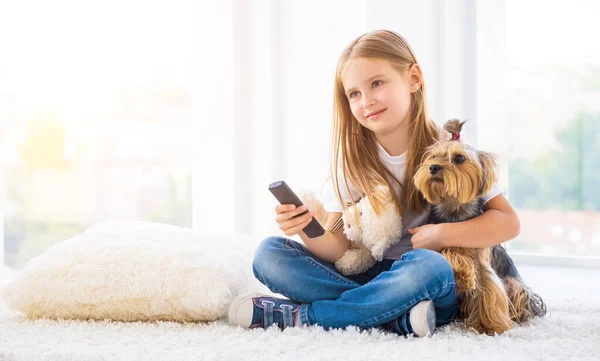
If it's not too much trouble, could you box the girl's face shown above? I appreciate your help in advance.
[341,57,421,138]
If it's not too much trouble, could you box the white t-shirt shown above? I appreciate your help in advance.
[321,142,503,260]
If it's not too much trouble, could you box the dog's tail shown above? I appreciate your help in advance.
[491,245,547,322]
[504,277,547,323]
[529,290,548,318]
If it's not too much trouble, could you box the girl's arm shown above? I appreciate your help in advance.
[441,194,520,248]
[409,194,520,250]
[299,212,351,263]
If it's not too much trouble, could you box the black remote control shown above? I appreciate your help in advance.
[268,180,325,238]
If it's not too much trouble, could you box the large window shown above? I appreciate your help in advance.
[505,0,600,258]
[2,1,196,271]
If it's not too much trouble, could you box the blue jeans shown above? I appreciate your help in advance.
[252,236,458,334]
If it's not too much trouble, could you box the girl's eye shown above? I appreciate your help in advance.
[349,91,360,98]
[372,80,383,88]
[452,155,465,164]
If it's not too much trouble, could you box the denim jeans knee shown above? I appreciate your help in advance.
[397,249,456,290]
[252,236,288,284]
[251,236,362,303]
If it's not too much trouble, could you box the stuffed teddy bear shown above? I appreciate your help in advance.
[299,185,402,275]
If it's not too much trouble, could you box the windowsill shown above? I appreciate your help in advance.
[508,252,600,269]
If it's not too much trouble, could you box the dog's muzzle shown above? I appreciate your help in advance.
[429,164,441,175]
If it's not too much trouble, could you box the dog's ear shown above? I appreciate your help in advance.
[477,151,498,196]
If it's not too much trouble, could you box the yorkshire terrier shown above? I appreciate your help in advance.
[413,119,547,335]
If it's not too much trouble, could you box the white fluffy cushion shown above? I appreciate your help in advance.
[2,221,264,322]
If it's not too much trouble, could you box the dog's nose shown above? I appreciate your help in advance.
[429,164,441,175]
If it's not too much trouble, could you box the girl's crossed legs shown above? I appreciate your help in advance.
[230,236,458,336]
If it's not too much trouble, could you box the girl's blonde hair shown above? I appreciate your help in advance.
[331,30,440,217]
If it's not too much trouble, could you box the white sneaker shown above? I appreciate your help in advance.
[408,300,436,337]
[228,292,301,329]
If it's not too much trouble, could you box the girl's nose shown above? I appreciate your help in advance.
[362,95,375,109]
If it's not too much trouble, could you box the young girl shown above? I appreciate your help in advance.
[228,30,520,336]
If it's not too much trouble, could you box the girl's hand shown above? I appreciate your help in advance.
[408,224,447,252]
[275,204,314,237]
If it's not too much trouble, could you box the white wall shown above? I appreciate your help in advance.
[191,1,235,235]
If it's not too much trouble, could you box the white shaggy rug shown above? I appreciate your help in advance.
[1,265,599,361]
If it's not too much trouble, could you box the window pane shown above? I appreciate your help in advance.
[506,0,600,257]
[2,0,196,271]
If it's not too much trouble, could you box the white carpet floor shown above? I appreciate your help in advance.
[1,265,599,361]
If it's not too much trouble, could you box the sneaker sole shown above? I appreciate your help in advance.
[228,291,265,328]
[426,301,436,335]
[410,300,436,337]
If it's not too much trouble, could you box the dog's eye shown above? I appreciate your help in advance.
[452,155,465,164]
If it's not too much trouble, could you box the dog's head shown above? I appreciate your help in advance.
[413,119,498,204]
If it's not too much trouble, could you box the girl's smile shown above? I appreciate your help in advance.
[366,108,387,119]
